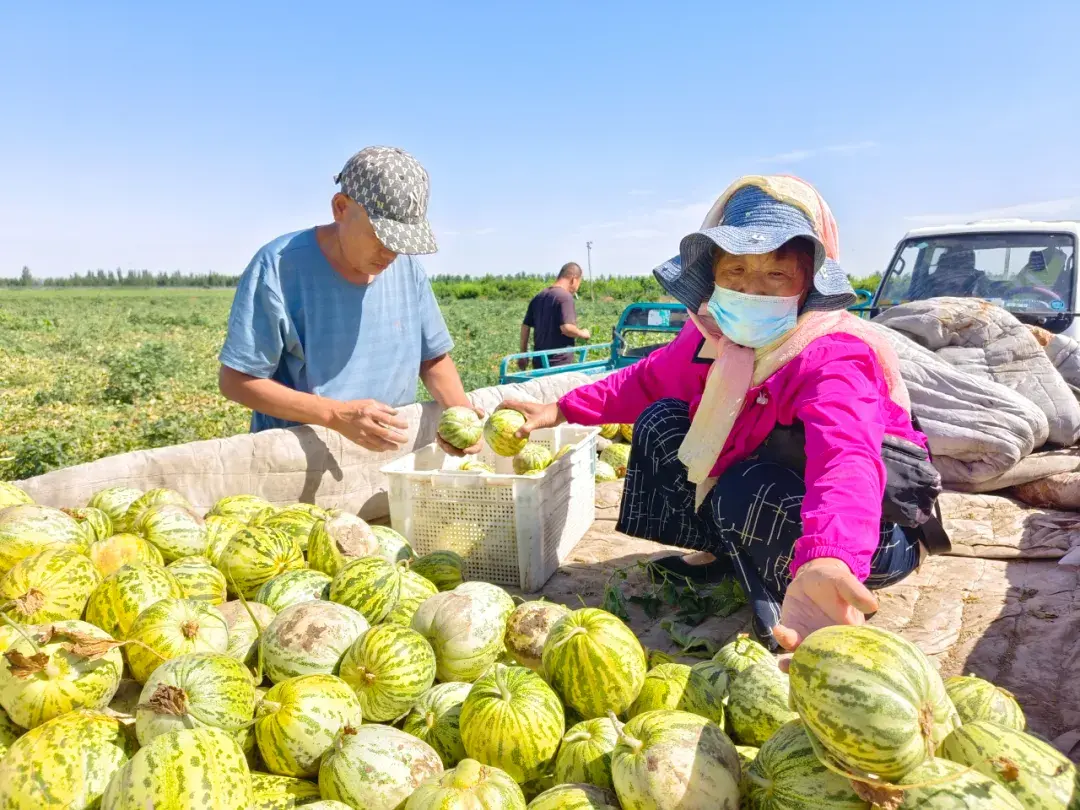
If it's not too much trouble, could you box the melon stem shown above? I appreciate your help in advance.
[607,711,642,755]
[494,666,512,703]
[181,620,200,640]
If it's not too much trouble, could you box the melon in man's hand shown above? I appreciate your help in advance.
[438,407,483,450]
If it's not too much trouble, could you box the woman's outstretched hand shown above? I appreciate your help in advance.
[772,557,878,666]
[498,400,564,438]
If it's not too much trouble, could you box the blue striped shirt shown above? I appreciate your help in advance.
[219,228,453,433]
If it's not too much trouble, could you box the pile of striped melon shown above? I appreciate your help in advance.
[0,480,1076,810]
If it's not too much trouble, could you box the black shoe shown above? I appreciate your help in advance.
[650,554,733,583]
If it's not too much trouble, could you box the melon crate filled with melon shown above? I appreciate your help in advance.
[382,414,600,590]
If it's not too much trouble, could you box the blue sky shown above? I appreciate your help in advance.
[2,1,1079,280]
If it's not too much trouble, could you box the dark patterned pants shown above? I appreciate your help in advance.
[616,398,921,646]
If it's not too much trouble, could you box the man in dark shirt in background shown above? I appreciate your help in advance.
[519,262,591,370]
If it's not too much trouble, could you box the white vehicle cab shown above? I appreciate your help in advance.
[871,219,1080,339]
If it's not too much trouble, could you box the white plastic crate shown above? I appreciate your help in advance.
[381,425,599,591]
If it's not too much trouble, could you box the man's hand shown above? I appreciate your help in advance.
[328,399,410,453]
[579,328,591,341]
[499,399,563,439]
[772,557,878,663]
[437,406,486,457]
[517,358,529,371]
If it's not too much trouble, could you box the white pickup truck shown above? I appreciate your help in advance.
[870,218,1080,339]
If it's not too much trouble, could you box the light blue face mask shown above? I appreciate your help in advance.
[706,285,800,348]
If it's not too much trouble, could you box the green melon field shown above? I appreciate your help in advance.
[0,288,636,480]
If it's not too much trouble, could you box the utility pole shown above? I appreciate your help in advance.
[586,241,595,303]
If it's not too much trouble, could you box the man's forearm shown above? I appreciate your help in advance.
[219,365,337,427]
[519,325,530,353]
[420,354,471,408]
[561,323,589,339]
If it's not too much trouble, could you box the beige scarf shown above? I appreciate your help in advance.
[678,308,911,508]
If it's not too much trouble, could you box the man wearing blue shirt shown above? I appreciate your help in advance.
[218,146,481,455]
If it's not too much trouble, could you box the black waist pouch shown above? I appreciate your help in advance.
[751,418,951,555]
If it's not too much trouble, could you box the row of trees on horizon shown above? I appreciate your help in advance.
[1,266,882,300]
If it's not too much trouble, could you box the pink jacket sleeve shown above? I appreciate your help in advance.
[557,323,703,426]
[787,338,890,582]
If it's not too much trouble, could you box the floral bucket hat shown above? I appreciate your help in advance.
[653,174,856,312]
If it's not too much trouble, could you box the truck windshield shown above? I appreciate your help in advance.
[877,232,1077,315]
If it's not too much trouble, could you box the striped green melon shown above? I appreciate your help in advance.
[208,494,274,524]
[88,532,163,576]
[0,547,101,624]
[0,504,88,574]
[411,550,466,592]
[62,506,113,543]
[594,462,618,483]
[86,486,143,530]
[135,503,208,563]
[255,673,362,778]
[297,803,352,810]
[218,599,276,669]
[167,555,228,604]
[124,487,194,532]
[124,597,230,684]
[0,619,124,728]
[251,772,322,809]
[339,624,436,722]
[745,719,869,809]
[460,663,565,784]
[541,607,646,719]
[411,587,512,683]
[0,709,136,809]
[943,674,1026,730]
[403,681,472,767]
[319,724,444,810]
[329,557,436,625]
[456,581,515,617]
[217,526,305,599]
[439,406,485,450]
[0,482,33,509]
[461,460,495,473]
[102,725,254,810]
[407,758,526,810]
[527,784,619,810]
[370,524,416,562]
[880,757,1025,809]
[261,600,370,684]
[0,704,21,759]
[85,561,184,640]
[727,661,797,747]
[257,569,332,613]
[712,633,773,681]
[598,425,620,440]
[627,662,726,726]
[205,515,248,566]
[307,511,380,577]
[610,709,740,810]
[598,445,630,477]
[513,443,553,475]
[938,719,1077,808]
[135,652,256,746]
[505,601,571,672]
[484,409,528,457]
[255,505,327,555]
[554,717,618,790]
[788,625,959,782]
[619,424,633,442]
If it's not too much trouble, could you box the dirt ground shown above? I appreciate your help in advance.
[530,482,1080,762]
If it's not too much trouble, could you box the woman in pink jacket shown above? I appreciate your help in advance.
[505,176,945,653]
